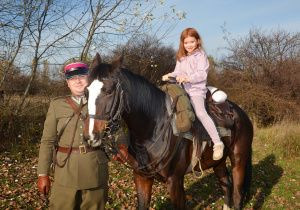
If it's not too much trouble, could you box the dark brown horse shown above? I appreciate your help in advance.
[83,53,253,210]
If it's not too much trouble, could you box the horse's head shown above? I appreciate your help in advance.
[83,53,124,147]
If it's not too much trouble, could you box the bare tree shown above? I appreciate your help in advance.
[1,0,185,116]
[110,35,176,83]
[13,0,88,115]
[78,0,186,61]
[0,0,33,89]
[219,27,300,125]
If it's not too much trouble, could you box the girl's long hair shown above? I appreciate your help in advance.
[176,28,203,62]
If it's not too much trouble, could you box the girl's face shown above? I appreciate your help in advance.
[183,36,199,55]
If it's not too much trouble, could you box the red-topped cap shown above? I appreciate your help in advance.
[64,62,89,79]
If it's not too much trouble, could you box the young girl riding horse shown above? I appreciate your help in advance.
[162,28,224,160]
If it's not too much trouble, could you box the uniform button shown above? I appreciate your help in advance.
[80,142,83,144]
[80,126,83,129]
[80,133,83,136]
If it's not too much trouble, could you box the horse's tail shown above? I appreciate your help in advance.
[242,148,252,202]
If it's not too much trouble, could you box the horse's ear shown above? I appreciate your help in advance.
[112,53,123,73]
[90,53,102,73]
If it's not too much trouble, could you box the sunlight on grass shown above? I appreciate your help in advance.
[255,121,300,159]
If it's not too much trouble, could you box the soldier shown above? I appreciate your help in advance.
[37,60,128,209]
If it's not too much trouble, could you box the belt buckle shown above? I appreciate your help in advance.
[79,145,86,154]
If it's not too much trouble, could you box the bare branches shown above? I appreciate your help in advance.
[218,27,300,126]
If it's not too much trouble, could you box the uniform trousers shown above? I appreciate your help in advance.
[50,181,108,210]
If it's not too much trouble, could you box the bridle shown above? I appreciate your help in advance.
[87,79,126,135]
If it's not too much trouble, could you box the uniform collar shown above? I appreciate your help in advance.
[71,94,87,105]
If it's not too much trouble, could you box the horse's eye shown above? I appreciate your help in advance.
[106,90,112,95]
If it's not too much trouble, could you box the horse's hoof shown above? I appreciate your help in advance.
[223,203,231,210]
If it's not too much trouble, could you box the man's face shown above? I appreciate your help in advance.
[66,74,88,96]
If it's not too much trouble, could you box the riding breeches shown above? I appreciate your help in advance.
[50,181,108,210]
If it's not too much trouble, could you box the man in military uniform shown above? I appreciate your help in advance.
[37,60,128,209]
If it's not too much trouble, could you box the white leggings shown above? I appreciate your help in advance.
[190,95,221,144]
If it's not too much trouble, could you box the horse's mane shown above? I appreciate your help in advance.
[89,63,113,83]
[119,68,166,117]
[90,63,166,118]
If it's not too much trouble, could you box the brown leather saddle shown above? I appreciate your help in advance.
[205,89,235,128]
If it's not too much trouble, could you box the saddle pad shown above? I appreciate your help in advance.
[217,127,231,137]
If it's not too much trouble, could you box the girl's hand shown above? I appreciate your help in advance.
[176,76,190,84]
[162,74,170,81]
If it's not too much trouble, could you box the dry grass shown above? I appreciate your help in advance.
[255,120,300,159]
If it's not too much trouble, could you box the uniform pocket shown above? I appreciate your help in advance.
[56,111,74,134]
[96,150,110,164]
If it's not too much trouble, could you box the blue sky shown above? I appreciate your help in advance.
[158,0,300,59]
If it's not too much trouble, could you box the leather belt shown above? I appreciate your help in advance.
[58,145,101,154]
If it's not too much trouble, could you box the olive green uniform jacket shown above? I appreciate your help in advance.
[37,95,127,190]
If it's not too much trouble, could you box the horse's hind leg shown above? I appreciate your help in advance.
[166,175,185,210]
[213,160,232,210]
[133,171,154,210]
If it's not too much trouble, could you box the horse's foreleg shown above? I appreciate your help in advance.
[166,176,185,210]
[133,171,154,210]
[213,160,232,210]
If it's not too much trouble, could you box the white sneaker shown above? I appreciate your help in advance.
[213,142,224,160]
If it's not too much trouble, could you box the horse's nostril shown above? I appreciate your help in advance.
[83,134,89,141]
[92,132,99,140]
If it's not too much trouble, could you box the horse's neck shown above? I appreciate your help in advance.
[122,108,157,135]
[122,94,167,140]
[120,72,167,138]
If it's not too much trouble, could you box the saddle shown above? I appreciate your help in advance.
[161,84,235,132]
[205,87,235,129]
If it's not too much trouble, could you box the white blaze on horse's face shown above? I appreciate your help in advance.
[87,79,103,138]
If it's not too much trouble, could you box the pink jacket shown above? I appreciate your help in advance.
[169,49,209,98]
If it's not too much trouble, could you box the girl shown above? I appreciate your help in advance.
[162,28,224,160]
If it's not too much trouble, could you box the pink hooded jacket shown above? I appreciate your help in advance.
[169,49,209,98]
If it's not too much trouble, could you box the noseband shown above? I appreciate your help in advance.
[87,80,125,133]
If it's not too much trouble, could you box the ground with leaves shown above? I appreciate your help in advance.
[1,137,299,209]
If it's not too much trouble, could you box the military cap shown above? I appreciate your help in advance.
[61,58,89,79]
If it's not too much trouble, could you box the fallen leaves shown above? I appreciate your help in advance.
[1,140,300,209]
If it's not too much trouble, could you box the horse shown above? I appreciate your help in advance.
[83,53,253,210]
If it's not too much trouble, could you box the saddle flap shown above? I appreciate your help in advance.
[207,101,234,128]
